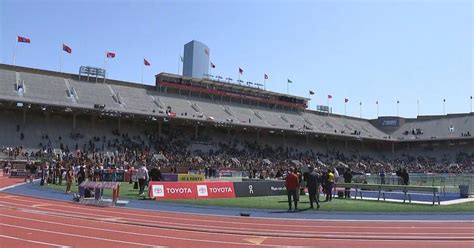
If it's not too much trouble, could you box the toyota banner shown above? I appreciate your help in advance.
[148,181,235,200]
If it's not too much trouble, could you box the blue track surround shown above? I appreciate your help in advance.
[3,181,473,221]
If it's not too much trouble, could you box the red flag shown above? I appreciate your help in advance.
[344,98,349,103]
[264,74,268,80]
[106,52,115,58]
[144,58,150,66]
[239,68,243,74]
[63,44,72,54]
[204,48,209,56]
[328,95,333,99]
[210,62,216,68]
[17,35,31,43]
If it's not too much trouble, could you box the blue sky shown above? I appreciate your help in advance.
[1,0,472,119]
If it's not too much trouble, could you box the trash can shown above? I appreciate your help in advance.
[459,185,469,198]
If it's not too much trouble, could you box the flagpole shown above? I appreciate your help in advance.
[471,96,473,113]
[287,81,289,94]
[13,35,18,66]
[344,102,346,116]
[417,99,420,116]
[103,51,107,78]
[327,97,330,114]
[264,78,266,91]
[308,91,311,110]
[141,61,144,85]
[178,56,180,75]
[397,101,399,116]
[443,99,446,115]
[376,101,379,118]
[359,102,362,118]
[60,44,63,73]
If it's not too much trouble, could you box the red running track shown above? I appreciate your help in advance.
[0,191,473,247]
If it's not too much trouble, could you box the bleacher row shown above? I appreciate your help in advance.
[0,67,472,141]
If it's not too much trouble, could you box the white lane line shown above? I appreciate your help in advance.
[0,213,473,243]
[9,206,474,239]
[0,234,71,248]
[0,223,165,248]
[29,207,474,236]
[0,179,39,191]
[1,196,472,230]
[0,214,279,247]
[8,201,474,236]
[2,198,472,237]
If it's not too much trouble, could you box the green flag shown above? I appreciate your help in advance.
[287,79,292,83]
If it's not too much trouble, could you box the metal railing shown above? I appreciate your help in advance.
[349,173,473,195]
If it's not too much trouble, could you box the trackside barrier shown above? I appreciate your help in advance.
[233,181,287,197]
[148,181,235,200]
[177,174,204,182]
[78,181,121,206]
[335,183,440,205]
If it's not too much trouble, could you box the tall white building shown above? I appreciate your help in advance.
[183,40,210,79]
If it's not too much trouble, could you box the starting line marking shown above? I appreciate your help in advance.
[32,203,52,208]
[244,236,267,245]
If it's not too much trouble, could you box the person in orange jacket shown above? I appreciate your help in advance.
[285,167,299,211]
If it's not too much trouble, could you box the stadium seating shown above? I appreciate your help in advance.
[0,64,472,143]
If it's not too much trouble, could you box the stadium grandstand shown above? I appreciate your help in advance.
[0,63,473,175]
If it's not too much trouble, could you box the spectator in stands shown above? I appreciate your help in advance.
[111,164,117,182]
[396,168,403,185]
[401,168,410,185]
[343,168,352,198]
[306,167,321,209]
[285,167,299,211]
[137,163,149,196]
[379,170,386,184]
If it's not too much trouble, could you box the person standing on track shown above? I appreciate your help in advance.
[285,167,299,212]
[77,166,86,191]
[343,168,353,198]
[306,166,321,209]
[149,165,162,181]
[25,162,31,182]
[65,166,74,193]
[137,163,149,196]
[29,163,37,183]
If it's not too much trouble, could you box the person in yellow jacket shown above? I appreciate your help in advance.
[325,169,335,202]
